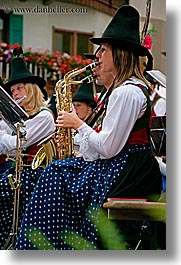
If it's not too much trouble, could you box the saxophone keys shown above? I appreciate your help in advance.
[8,174,19,190]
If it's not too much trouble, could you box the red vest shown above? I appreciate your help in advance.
[127,127,150,145]
[24,144,41,163]
[0,154,7,164]
[0,108,54,165]
[126,83,151,146]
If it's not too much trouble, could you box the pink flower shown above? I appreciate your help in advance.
[0,42,8,48]
[142,35,152,50]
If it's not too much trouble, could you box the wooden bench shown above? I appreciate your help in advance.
[103,200,166,249]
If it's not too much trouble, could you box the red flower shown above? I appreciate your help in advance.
[13,43,20,49]
[141,34,152,50]
[0,41,94,80]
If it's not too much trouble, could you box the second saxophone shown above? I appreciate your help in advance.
[31,62,99,169]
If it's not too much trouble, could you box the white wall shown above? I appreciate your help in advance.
[130,0,166,73]
[0,0,166,72]
[23,5,109,50]
[1,0,111,52]
[130,0,166,21]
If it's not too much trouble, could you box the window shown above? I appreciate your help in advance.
[53,27,93,56]
[0,11,23,45]
[0,18,3,41]
[9,14,23,45]
[0,10,10,43]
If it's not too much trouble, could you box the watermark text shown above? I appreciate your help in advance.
[3,5,88,14]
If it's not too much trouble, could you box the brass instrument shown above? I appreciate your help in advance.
[4,122,27,249]
[31,62,99,169]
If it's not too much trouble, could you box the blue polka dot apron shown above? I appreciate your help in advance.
[14,144,161,250]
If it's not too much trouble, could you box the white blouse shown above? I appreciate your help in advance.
[75,77,148,161]
[0,109,55,155]
[150,90,166,116]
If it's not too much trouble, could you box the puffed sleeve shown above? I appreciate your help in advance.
[77,83,147,161]
[76,123,100,160]
[0,110,55,155]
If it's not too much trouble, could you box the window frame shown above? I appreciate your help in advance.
[52,26,94,56]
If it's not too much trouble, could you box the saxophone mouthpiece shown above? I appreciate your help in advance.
[82,74,97,84]
[85,62,100,71]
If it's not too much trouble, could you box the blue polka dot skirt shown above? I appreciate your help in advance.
[0,166,43,249]
[0,161,12,174]
[13,144,158,250]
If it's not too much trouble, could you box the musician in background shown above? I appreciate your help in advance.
[0,47,55,249]
[144,72,166,249]
[83,48,114,132]
[72,82,96,157]
[72,82,97,121]
[144,73,166,116]
[145,72,166,192]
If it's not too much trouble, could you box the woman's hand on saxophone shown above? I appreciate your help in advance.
[56,108,84,130]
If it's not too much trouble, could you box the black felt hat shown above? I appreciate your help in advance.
[83,47,100,60]
[0,76,4,87]
[144,73,157,85]
[3,47,47,98]
[83,53,97,60]
[72,83,97,109]
[90,5,150,57]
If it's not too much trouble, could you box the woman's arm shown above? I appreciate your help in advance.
[0,110,55,154]
[56,83,147,161]
[78,84,147,160]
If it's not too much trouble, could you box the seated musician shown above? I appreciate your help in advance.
[0,47,55,249]
[15,5,162,250]
[144,72,166,117]
[72,82,97,121]
[72,82,97,156]
[145,72,166,196]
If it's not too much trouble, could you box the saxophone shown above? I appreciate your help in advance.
[31,62,99,169]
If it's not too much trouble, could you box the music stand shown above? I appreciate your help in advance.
[0,85,29,133]
[150,115,166,157]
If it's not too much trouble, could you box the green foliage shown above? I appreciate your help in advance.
[25,207,126,250]
[147,27,157,38]
[26,227,55,250]
[25,205,165,250]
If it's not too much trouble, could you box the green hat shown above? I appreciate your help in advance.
[90,5,150,57]
[3,47,47,98]
[72,83,97,109]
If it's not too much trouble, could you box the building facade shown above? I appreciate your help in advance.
[0,0,166,73]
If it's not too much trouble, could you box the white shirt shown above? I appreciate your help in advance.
[150,90,166,116]
[0,108,55,155]
[75,77,148,161]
